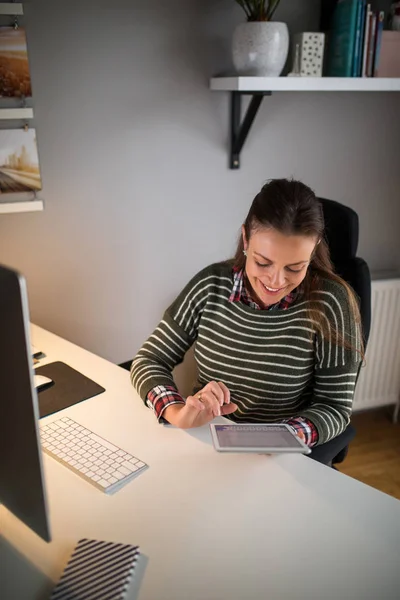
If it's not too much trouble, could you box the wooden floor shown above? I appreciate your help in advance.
[338,408,400,500]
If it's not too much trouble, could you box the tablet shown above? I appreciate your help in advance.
[210,423,311,454]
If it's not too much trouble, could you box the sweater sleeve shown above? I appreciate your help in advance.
[130,266,214,403]
[299,282,362,445]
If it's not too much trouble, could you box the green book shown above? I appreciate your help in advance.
[328,0,360,76]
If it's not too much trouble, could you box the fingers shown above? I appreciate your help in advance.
[217,381,230,405]
[187,382,232,420]
[221,402,238,415]
[204,381,230,407]
[199,390,221,417]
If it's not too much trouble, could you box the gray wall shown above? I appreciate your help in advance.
[0,0,399,368]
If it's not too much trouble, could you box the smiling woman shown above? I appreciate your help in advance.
[130,179,363,462]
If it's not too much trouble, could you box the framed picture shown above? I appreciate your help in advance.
[0,26,32,97]
[0,129,42,193]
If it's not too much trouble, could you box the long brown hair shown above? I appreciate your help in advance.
[233,179,363,356]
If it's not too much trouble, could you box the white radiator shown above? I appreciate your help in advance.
[353,277,400,411]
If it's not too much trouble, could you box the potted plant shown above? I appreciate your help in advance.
[232,0,289,76]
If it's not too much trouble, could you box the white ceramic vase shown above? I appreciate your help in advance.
[232,21,289,76]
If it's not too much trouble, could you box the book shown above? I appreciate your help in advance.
[366,11,377,76]
[361,4,372,76]
[373,11,385,76]
[328,0,360,77]
[375,30,400,77]
[352,0,366,76]
[358,0,368,76]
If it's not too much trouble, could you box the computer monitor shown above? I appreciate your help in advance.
[0,264,51,542]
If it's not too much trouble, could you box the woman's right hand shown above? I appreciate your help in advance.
[163,381,238,429]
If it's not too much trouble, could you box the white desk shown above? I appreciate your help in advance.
[2,325,400,600]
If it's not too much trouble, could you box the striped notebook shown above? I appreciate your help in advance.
[51,538,140,600]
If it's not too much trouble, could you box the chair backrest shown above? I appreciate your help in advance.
[318,197,371,348]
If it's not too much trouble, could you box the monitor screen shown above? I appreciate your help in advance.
[0,264,51,542]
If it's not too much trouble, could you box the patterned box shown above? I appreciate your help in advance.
[293,32,325,77]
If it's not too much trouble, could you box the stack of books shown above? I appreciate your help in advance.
[327,0,385,77]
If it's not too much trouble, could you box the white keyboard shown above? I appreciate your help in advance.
[40,417,148,494]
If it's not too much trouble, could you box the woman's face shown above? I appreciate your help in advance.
[243,226,318,307]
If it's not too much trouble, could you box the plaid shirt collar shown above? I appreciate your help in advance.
[229,266,297,311]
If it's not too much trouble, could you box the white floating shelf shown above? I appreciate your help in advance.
[0,200,44,214]
[0,108,34,120]
[210,76,400,92]
[0,3,23,15]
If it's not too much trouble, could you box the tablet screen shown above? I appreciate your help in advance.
[213,424,303,449]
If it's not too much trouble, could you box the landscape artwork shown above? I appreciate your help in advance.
[0,129,42,193]
[0,27,32,97]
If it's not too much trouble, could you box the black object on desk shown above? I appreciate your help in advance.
[34,361,105,418]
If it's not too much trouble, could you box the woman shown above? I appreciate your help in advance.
[131,179,362,449]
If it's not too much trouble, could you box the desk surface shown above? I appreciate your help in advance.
[2,325,400,600]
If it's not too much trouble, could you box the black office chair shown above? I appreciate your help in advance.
[308,198,372,466]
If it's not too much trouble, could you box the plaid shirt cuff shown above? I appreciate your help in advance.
[284,417,319,447]
[146,385,185,421]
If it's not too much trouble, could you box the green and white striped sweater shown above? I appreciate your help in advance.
[131,262,361,445]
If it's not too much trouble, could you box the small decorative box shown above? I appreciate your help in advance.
[293,32,325,77]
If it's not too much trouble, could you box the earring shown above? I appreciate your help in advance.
[243,250,247,257]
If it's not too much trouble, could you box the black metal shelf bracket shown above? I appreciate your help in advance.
[230,90,271,169]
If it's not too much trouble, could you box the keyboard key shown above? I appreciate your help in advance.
[121,461,139,473]
[97,479,110,488]
[117,465,132,477]
[88,433,119,453]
